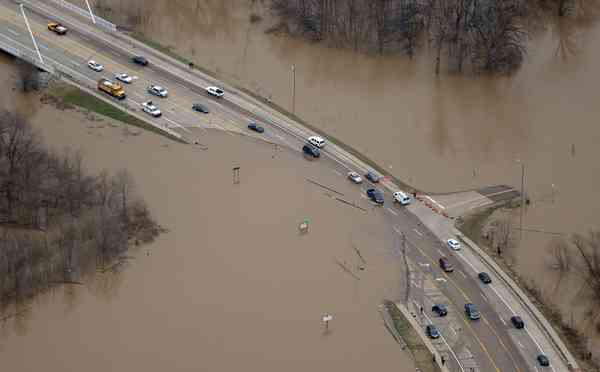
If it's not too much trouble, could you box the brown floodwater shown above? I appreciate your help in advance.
[0,60,413,370]
[74,0,600,325]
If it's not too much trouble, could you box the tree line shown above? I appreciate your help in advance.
[0,111,162,306]
[271,0,580,73]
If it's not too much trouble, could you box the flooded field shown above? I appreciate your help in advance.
[71,0,600,329]
[0,54,412,370]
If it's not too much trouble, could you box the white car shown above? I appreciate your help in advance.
[393,191,412,205]
[148,84,168,97]
[142,101,162,117]
[87,60,104,72]
[447,239,461,251]
[206,86,224,98]
[308,136,326,148]
[115,73,133,84]
[347,171,362,184]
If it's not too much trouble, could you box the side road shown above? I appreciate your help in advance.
[9,1,579,370]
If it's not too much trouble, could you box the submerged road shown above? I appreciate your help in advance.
[0,1,574,371]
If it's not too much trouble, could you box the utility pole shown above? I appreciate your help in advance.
[291,64,296,115]
[20,4,43,64]
[84,0,97,24]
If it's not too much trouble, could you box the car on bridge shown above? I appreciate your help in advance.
[537,354,550,367]
[142,101,161,117]
[432,304,448,317]
[192,103,209,114]
[87,60,104,72]
[511,315,525,329]
[366,188,384,205]
[464,303,480,320]
[365,170,381,183]
[148,85,168,98]
[132,55,148,66]
[302,144,320,158]
[478,272,492,284]
[439,257,453,273]
[207,86,225,98]
[47,22,67,35]
[347,171,362,184]
[393,191,412,205]
[115,73,133,84]
[247,122,264,133]
[308,136,326,148]
[447,238,461,251]
[426,324,440,339]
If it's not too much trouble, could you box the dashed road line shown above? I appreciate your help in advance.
[333,170,342,176]
[7,28,18,36]
[500,317,507,326]
[413,229,423,237]
[437,249,444,256]
[386,207,398,216]
[458,270,467,278]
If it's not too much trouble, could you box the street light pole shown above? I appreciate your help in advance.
[84,0,97,24]
[19,4,43,64]
[291,64,296,115]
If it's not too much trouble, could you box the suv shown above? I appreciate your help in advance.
[302,144,320,158]
[511,315,525,329]
[142,101,161,117]
[439,257,453,273]
[365,170,381,183]
[308,136,326,148]
[464,303,480,320]
[426,325,440,339]
[206,86,225,98]
[366,188,384,204]
[478,272,492,284]
[432,304,448,317]
[132,55,148,66]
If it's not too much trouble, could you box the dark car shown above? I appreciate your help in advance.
[511,315,525,329]
[432,304,448,317]
[439,257,453,273]
[478,272,492,284]
[366,188,384,204]
[426,324,440,339]
[365,170,381,183]
[464,303,480,320]
[537,354,550,367]
[248,122,264,133]
[302,144,320,158]
[192,104,209,114]
[132,55,148,66]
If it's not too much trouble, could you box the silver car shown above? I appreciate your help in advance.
[347,171,362,184]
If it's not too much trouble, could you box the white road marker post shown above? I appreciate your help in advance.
[322,314,333,331]
[84,0,97,24]
[19,4,43,64]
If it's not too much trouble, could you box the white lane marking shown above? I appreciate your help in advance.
[420,306,466,372]
[129,100,141,106]
[489,285,516,314]
[38,43,48,50]
[393,226,402,235]
[360,194,368,200]
[517,341,524,348]
[458,270,467,278]
[413,229,423,237]
[7,28,18,36]
[333,170,342,176]
[437,249,444,256]
[386,207,398,216]
[455,251,479,273]
[525,327,545,356]
[500,317,507,326]
[435,277,447,283]
[481,293,488,303]
[424,195,446,210]
[164,117,191,133]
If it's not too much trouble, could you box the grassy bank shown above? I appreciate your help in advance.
[49,83,185,143]
[384,300,441,372]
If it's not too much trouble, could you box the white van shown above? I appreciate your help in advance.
[393,191,412,205]
[308,136,326,148]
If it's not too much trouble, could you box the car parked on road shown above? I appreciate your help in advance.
[247,122,264,133]
[87,60,104,72]
[308,136,326,148]
[447,238,461,251]
[148,85,168,98]
[206,86,224,98]
[132,55,148,66]
[432,304,448,317]
[347,171,362,184]
[115,73,133,84]
[426,324,440,339]
[478,272,492,284]
[366,188,384,205]
[511,315,525,329]
[537,354,550,367]
[142,101,161,117]
[439,257,453,273]
[365,170,381,183]
[192,103,209,114]
[393,191,412,205]
[302,144,320,158]
[464,303,480,320]
[47,22,67,35]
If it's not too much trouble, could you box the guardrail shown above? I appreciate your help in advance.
[47,0,116,32]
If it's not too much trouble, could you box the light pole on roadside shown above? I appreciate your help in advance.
[84,0,97,24]
[516,159,525,242]
[19,4,43,64]
[291,64,296,115]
